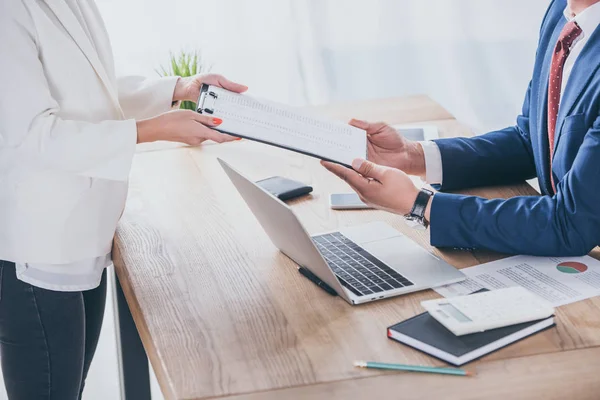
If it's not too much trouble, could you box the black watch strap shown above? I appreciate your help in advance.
[406,188,433,227]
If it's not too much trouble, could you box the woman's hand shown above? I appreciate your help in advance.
[350,119,426,177]
[173,73,248,103]
[136,110,240,146]
[321,158,422,215]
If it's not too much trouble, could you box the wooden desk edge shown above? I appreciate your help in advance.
[212,345,600,400]
[112,243,178,400]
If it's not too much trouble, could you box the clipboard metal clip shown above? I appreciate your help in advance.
[197,87,218,114]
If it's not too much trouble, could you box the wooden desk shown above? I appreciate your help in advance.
[113,96,600,400]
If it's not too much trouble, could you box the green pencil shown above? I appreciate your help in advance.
[354,361,475,377]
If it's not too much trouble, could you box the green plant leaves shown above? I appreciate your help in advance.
[157,50,212,110]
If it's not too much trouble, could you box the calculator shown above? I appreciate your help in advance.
[421,287,555,336]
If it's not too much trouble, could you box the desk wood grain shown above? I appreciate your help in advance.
[223,347,600,400]
[113,97,600,400]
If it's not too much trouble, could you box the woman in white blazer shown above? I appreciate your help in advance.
[0,0,247,398]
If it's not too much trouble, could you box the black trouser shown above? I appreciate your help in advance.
[0,261,107,400]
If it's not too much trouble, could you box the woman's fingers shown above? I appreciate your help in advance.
[203,74,248,93]
[190,112,223,127]
[187,114,239,143]
[219,77,248,93]
[186,138,207,146]
[206,131,239,143]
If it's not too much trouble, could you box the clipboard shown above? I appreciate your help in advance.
[196,84,366,168]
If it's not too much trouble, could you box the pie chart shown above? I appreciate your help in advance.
[556,261,588,274]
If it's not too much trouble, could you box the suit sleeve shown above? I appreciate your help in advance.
[117,75,180,119]
[432,80,537,191]
[430,114,600,256]
[0,1,136,182]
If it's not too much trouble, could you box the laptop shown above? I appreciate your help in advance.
[219,158,465,305]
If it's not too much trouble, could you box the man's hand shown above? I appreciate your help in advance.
[321,158,421,215]
[173,73,248,103]
[350,119,426,177]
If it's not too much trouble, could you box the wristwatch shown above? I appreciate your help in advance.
[404,188,434,229]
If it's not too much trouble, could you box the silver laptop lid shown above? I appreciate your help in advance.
[218,158,350,302]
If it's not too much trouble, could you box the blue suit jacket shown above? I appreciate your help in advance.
[430,0,600,256]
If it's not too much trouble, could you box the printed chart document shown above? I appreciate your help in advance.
[196,85,367,167]
[434,255,600,307]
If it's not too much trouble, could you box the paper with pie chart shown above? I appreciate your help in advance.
[434,255,600,307]
[556,261,588,274]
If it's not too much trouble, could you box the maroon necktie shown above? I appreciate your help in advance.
[547,20,582,192]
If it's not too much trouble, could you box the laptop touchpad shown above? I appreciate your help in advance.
[361,236,441,283]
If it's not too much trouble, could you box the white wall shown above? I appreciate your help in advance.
[97,0,550,133]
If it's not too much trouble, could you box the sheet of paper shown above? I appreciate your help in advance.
[434,255,600,307]
[204,86,366,166]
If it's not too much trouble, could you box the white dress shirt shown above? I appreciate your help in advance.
[1,0,178,291]
[420,3,600,185]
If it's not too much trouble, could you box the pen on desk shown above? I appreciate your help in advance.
[354,361,475,377]
[297,266,338,296]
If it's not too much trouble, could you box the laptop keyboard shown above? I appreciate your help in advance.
[312,232,414,297]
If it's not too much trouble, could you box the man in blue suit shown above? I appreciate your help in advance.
[323,0,600,256]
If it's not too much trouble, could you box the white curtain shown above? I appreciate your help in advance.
[0,2,554,398]
[98,0,550,133]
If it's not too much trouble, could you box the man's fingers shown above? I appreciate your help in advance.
[349,119,388,135]
[321,161,371,191]
[351,158,386,181]
[365,122,389,135]
[349,119,369,130]
[321,161,349,181]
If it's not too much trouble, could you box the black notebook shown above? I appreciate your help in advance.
[388,312,555,366]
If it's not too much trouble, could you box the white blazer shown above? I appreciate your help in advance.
[0,0,178,264]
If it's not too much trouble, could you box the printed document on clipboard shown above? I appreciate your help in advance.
[196,85,366,167]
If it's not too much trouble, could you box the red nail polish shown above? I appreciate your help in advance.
[236,137,242,141]
[213,118,223,125]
